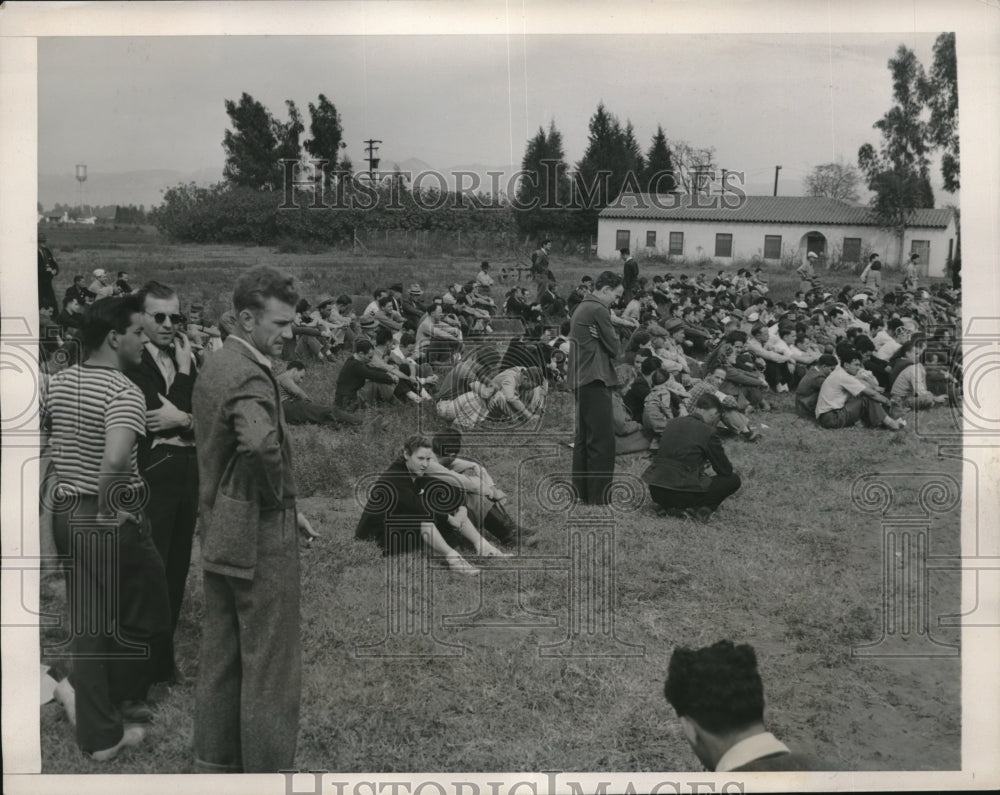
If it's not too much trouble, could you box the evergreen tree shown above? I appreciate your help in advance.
[644,125,676,194]
[304,93,346,185]
[515,120,571,236]
[222,92,302,191]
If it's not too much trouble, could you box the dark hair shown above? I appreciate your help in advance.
[694,392,724,412]
[233,266,298,314]
[295,298,311,313]
[836,343,861,364]
[135,279,176,309]
[336,294,353,307]
[650,368,670,387]
[628,330,652,352]
[724,329,748,345]
[640,355,662,376]
[854,334,875,354]
[481,261,490,269]
[287,360,306,372]
[663,640,765,734]
[80,295,143,355]
[400,331,416,347]
[117,271,127,279]
[377,294,394,309]
[620,247,630,256]
[374,326,394,346]
[354,338,374,354]
[431,429,463,459]
[594,271,623,292]
[818,353,838,367]
[402,434,433,456]
[560,319,571,336]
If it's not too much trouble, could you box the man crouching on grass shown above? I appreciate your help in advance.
[192,265,315,773]
[641,392,741,521]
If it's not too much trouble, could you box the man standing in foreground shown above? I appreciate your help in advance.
[192,265,311,773]
[568,270,623,505]
[43,295,170,761]
[664,639,825,771]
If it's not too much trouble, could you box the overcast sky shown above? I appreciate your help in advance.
[38,32,948,195]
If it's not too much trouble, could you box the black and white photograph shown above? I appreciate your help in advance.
[2,1,999,792]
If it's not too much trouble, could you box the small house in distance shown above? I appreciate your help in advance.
[597,194,957,278]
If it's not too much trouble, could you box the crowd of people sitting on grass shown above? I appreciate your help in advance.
[36,232,962,768]
[40,247,962,447]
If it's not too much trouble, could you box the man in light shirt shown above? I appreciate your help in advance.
[815,346,904,430]
[664,640,826,771]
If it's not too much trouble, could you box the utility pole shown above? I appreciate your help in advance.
[363,139,382,183]
[773,165,782,197]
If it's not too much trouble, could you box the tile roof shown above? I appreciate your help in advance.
[599,194,955,228]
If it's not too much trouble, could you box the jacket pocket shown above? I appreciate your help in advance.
[201,492,259,572]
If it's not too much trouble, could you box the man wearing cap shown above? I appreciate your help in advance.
[401,284,426,327]
[568,270,623,505]
[796,252,818,294]
[89,269,115,299]
[651,317,692,376]
[859,253,883,294]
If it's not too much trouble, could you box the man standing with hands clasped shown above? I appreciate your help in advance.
[568,270,623,505]
[192,265,314,773]
[125,281,199,686]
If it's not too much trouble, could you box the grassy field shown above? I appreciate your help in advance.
[37,225,961,773]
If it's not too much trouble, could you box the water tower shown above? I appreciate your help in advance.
[75,164,87,217]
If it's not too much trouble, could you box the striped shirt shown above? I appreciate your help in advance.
[40,364,146,496]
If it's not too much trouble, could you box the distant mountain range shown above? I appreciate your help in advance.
[39,161,816,210]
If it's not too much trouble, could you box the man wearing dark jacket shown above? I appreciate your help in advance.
[568,270,623,505]
[334,338,398,410]
[125,280,198,685]
[641,392,741,519]
[620,247,639,305]
[664,639,826,772]
[623,355,661,421]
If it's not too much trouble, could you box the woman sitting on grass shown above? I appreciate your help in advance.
[355,434,510,575]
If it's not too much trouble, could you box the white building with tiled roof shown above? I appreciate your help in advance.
[598,194,957,278]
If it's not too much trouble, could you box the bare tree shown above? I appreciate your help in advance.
[669,141,717,195]
[805,160,862,203]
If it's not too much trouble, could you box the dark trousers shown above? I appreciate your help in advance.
[52,496,170,753]
[194,508,301,774]
[649,475,741,511]
[572,382,615,505]
[143,445,199,682]
[818,395,888,429]
[283,399,363,426]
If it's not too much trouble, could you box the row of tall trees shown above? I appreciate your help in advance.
[515,102,717,237]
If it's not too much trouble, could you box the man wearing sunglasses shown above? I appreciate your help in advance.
[125,280,199,687]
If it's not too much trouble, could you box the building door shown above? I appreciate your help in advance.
[910,240,930,277]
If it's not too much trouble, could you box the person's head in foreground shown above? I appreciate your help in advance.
[232,266,299,357]
[593,271,624,306]
[664,640,767,771]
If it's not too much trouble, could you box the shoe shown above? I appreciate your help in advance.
[119,700,154,724]
[90,724,146,762]
[54,677,76,727]
[446,555,480,575]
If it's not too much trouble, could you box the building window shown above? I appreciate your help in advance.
[763,235,782,260]
[842,237,862,263]
[616,230,630,251]
[715,233,733,258]
[646,231,656,248]
[669,231,684,255]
